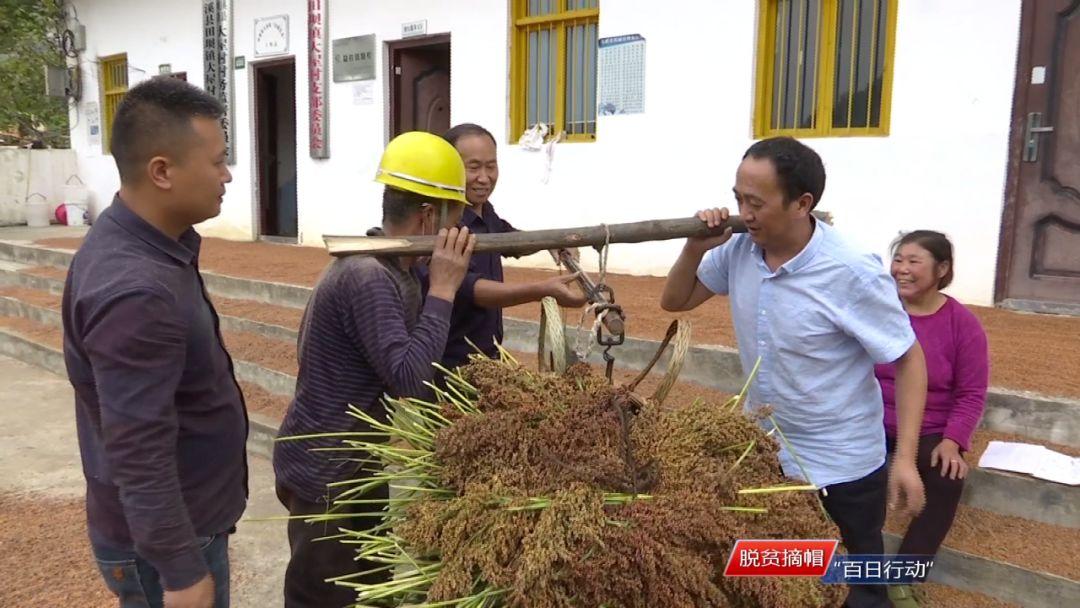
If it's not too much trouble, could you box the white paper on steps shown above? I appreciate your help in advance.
[977,440,1079,486]
[1031,450,1080,486]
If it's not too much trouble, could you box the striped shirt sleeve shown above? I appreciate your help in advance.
[340,265,453,399]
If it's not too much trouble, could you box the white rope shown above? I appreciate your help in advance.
[571,223,612,361]
[597,223,610,291]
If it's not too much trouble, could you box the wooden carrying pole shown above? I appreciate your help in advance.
[323,214,802,258]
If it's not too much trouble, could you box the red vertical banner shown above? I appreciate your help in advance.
[308,0,329,158]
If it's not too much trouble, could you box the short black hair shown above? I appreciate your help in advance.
[382,186,434,226]
[743,137,826,209]
[443,123,496,148]
[893,230,955,290]
[111,76,224,183]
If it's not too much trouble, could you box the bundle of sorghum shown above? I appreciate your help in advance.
[320,349,845,607]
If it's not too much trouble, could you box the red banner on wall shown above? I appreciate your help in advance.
[308,0,329,158]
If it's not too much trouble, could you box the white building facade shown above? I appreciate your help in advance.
[63,0,1080,310]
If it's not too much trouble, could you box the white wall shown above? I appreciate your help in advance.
[490,0,1022,307]
[67,0,1021,305]
[69,0,203,219]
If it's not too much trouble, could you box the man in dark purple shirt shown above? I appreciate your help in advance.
[422,123,587,370]
[273,131,474,607]
[63,78,244,608]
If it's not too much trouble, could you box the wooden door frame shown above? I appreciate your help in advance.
[249,56,297,242]
[385,33,451,141]
[994,1,1037,304]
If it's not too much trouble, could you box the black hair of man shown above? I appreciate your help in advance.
[111,76,224,185]
[383,186,442,226]
[743,137,826,210]
[443,123,497,148]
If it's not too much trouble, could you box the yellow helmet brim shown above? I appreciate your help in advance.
[375,169,468,204]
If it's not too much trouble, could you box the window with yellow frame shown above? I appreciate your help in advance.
[754,0,897,138]
[99,53,128,154]
[510,0,599,142]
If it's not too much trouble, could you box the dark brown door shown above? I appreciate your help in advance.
[997,0,1080,314]
[388,35,451,136]
[253,59,298,240]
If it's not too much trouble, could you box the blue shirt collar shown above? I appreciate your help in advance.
[752,217,824,277]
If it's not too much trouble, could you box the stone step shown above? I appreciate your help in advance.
[0,240,76,269]
[1,292,1076,529]
[0,287,1044,526]
[883,533,1079,607]
[2,239,1078,449]
[0,315,1074,607]
[0,262,64,294]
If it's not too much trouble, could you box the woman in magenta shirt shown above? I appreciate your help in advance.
[875,231,989,604]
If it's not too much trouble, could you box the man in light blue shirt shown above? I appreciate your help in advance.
[662,137,927,608]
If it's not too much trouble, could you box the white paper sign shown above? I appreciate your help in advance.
[353,81,374,105]
[598,34,646,116]
[402,20,427,38]
[86,102,102,149]
[1031,66,1046,85]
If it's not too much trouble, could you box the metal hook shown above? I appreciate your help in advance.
[603,344,616,383]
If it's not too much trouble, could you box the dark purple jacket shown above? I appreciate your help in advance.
[63,197,248,591]
[417,201,516,369]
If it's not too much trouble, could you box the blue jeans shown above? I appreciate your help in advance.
[91,534,230,608]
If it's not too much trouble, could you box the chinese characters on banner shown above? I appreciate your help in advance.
[308,0,329,158]
[202,0,235,164]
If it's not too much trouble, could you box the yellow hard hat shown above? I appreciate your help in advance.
[375,131,467,204]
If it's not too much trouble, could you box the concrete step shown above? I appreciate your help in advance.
[883,533,1079,607]
[0,240,77,269]
[16,262,1074,524]
[4,289,1079,523]
[0,239,312,308]
[0,261,64,294]
[962,466,1078,528]
[0,315,1074,607]
[2,238,1078,448]
[3,291,1076,529]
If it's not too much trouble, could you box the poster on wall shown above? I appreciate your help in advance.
[203,0,235,164]
[353,81,374,105]
[86,102,102,150]
[308,0,329,158]
[597,34,646,116]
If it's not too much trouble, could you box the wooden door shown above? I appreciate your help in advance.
[253,59,298,240]
[389,35,451,136]
[997,0,1080,313]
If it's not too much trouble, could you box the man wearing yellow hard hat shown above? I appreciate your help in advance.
[273,131,475,607]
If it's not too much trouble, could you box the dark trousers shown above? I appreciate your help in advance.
[820,464,890,608]
[276,483,391,608]
[92,533,230,608]
[887,433,965,557]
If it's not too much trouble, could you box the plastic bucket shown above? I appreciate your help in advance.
[26,200,50,227]
[62,184,90,226]
[64,203,88,226]
[64,184,89,206]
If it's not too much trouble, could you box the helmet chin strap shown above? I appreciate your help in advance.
[420,202,451,236]
[438,202,449,230]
